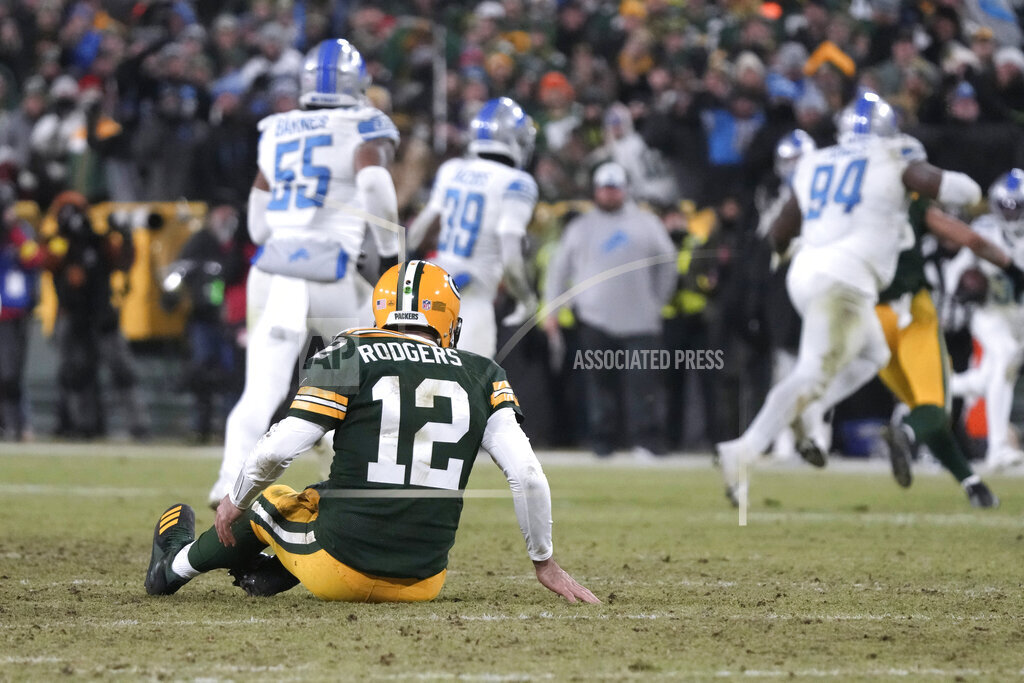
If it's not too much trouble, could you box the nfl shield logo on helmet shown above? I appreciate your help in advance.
[422,299,432,311]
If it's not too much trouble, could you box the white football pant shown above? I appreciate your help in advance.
[769,349,831,459]
[453,294,497,358]
[727,273,890,462]
[949,308,1024,466]
[209,269,368,504]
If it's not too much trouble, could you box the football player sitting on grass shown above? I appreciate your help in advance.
[145,261,599,604]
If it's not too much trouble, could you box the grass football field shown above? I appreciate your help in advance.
[2,443,1023,681]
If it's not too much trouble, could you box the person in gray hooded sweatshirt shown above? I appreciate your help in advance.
[543,161,677,458]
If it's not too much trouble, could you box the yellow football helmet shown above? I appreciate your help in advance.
[373,260,462,348]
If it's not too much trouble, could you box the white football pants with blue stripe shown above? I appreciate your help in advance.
[208,267,372,505]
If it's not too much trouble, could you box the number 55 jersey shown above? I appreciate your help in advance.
[790,134,927,298]
[256,105,400,262]
[286,327,523,579]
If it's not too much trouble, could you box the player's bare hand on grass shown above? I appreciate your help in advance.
[215,496,245,547]
[534,558,600,604]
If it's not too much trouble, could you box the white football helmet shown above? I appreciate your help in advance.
[989,168,1024,235]
[299,39,370,108]
[467,97,537,169]
[836,90,899,142]
[774,129,816,182]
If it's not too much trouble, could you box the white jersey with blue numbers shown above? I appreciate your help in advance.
[950,214,1024,311]
[425,157,538,301]
[256,105,399,259]
[791,134,925,294]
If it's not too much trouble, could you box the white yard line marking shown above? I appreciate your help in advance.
[0,443,224,459]
[0,483,161,497]
[4,444,1023,479]
[742,510,1024,528]
[705,668,990,678]
[3,610,1014,632]
[1,482,1020,527]
[0,657,1005,681]
[17,579,112,587]
[0,657,62,664]
[378,675,555,682]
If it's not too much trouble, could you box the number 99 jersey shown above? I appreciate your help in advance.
[791,134,926,294]
[256,105,399,258]
[424,157,538,302]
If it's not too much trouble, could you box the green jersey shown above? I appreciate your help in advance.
[879,197,930,303]
[286,328,523,579]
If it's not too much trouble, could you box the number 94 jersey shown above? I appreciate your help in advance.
[285,327,523,579]
[426,157,538,300]
[256,105,399,255]
[791,134,926,293]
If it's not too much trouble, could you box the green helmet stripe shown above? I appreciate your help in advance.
[395,260,409,311]
[410,260,426,312]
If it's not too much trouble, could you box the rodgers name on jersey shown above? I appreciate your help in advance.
[287,327,521,579]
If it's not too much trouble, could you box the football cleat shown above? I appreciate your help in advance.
[986,447,1024,470]
[229,553,300,597]
[795,438,828,468]
[144,503,195,596]
[881,425,913,488]
[716,439,748,508]
[964,480,999,508]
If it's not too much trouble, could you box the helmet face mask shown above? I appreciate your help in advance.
[299,39,371,109]
[990,168,1024,235]
[774,129,816,182]
[373,261,464,348]
[467,97,536,169]
[836,90,899,142]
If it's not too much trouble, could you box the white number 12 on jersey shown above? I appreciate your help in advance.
[366,376,471,490]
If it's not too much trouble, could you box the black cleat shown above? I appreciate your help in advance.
[965,481,999,508]
[796,438,828,468]
[881,426,913,488]
[229,553,300,597]
[144,503,195,596]
[724,486,739,508]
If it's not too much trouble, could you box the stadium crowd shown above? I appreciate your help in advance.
[2,0,1024,453]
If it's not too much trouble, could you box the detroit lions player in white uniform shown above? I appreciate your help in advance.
[948,169,1024,469]
[755,130,832,464]
[209,39,401,505]
[407,97,538,358]
[717,91,982,510]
